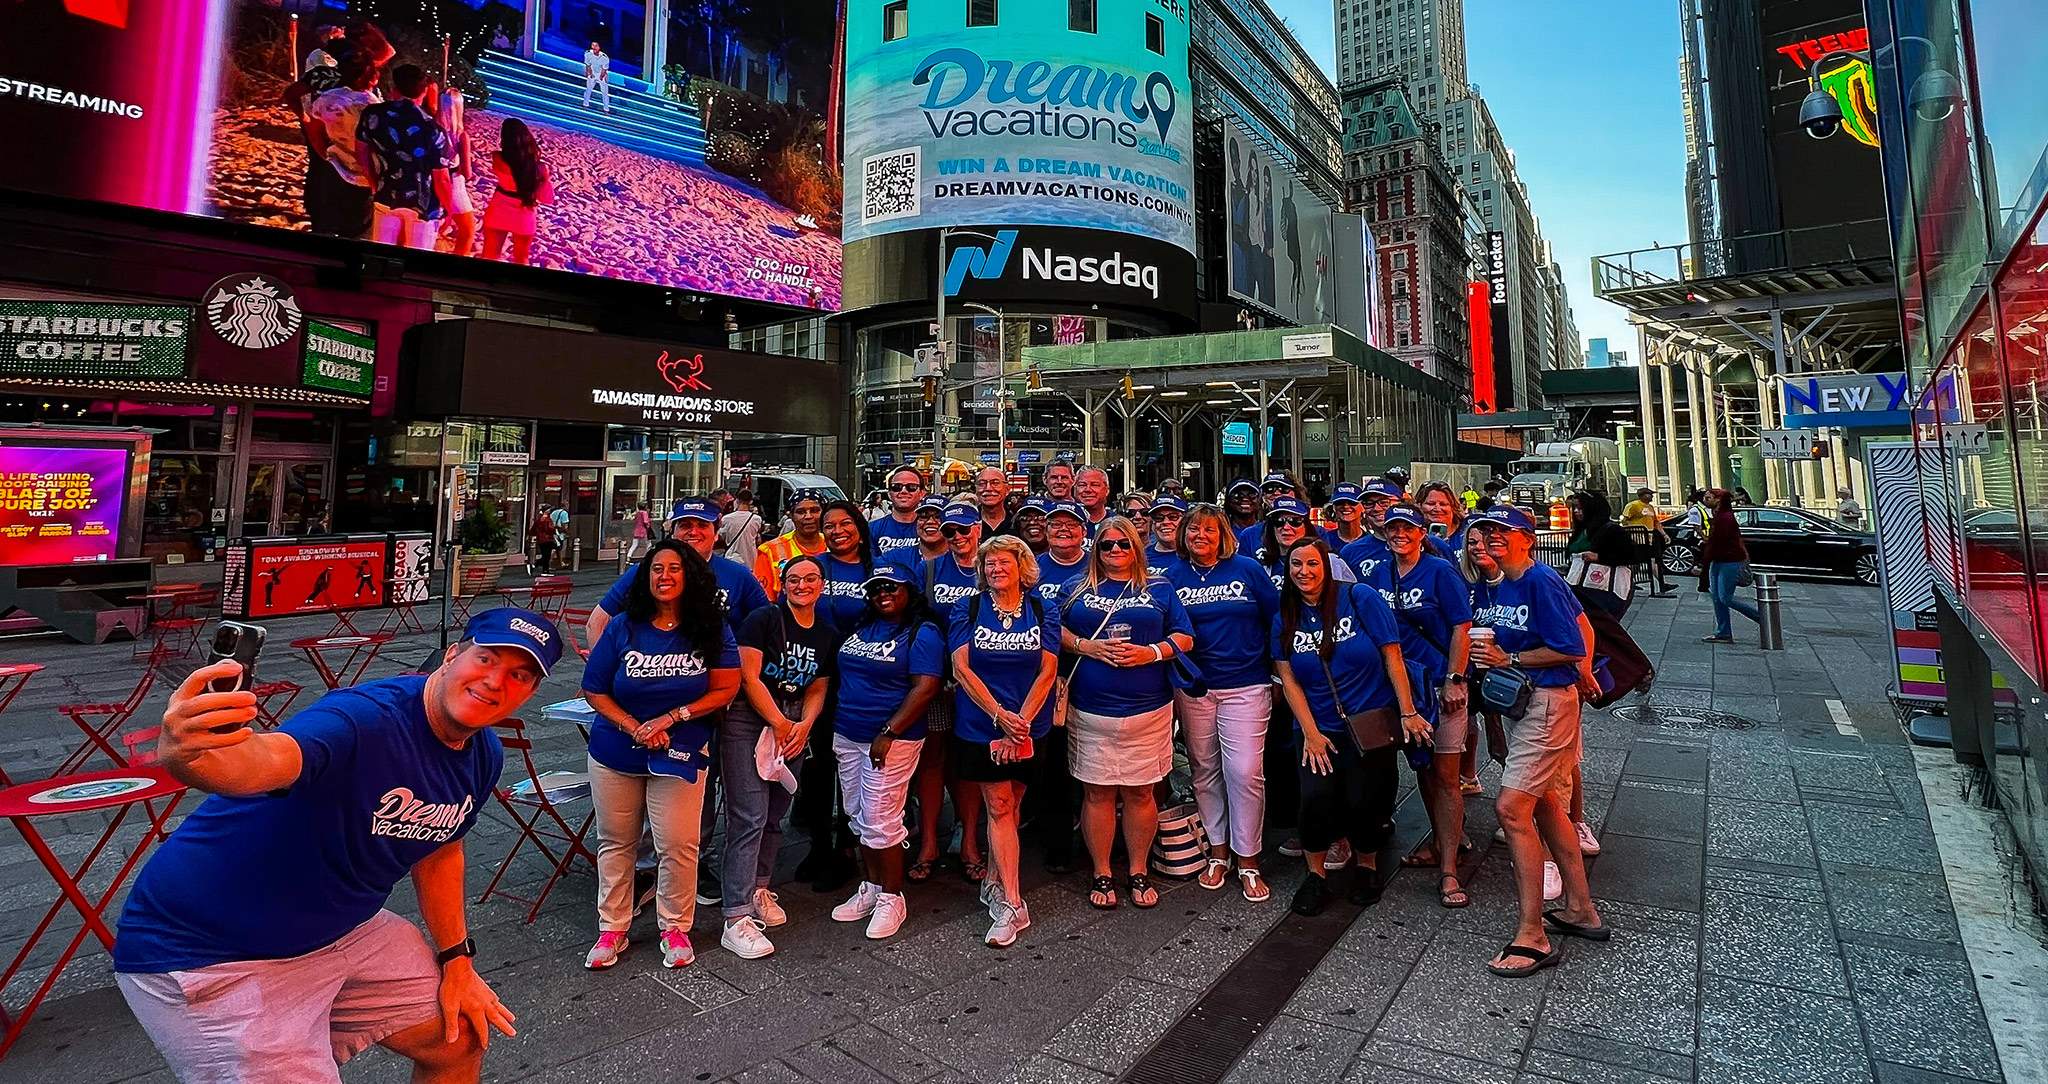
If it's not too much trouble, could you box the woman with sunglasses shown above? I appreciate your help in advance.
[1371,503,1475,909]
[907,503,989,883]
[581,540,741,969]
[1237,471,1304,556]
[719,554,839,959]
[1258,497,1355,586]
[1120,493,1153,546]
[1272,537,1427,915]
[1168,502,1280,900]
[828,566,944,940]
[948,535,1060,946]
[1146,494,1188,576]
[1059,516,1195,910]
[817,500,875,632]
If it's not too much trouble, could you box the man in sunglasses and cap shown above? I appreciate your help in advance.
[756,491,830,599]
[1340,478,1407,579]
[117,609,563,1083]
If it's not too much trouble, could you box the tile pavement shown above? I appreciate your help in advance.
[0,567,2030,1083]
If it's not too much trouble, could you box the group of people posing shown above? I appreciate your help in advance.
[572,463,1609,982]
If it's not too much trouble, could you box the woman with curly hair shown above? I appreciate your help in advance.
[581,539,741,970]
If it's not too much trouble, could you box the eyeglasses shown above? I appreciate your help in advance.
[1095,537,1134,551]
[1261,485,1291,495]
[1272,516,1307,529]
[888,482,924,492]
[940,524,976,538]
[864,581,905,595]
[974,479,1006,489]
[782,573,823,587]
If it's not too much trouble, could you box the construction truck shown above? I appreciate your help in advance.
[1505,439,1624,515]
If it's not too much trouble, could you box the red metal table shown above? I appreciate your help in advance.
[0,767,187,1058]
[291,632,396,690]
[0,663,43,785]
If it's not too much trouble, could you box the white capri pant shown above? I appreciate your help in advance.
[1174,683,1270,858]
[833,732,923,849]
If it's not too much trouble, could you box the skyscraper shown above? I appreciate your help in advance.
[1333,0,1467,121]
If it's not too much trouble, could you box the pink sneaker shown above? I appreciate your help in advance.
[660,928,695,968]
[584,931,629,970]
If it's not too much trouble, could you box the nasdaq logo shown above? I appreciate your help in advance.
[944,230,1162,299]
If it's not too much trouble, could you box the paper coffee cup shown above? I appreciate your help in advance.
[1469,627,1495,645]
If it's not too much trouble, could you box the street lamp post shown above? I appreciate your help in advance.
[932,227,1004,483]
[961,301,1008,473]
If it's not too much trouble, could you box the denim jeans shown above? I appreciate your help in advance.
[719,706,805,920]
[1708,561,1760,638]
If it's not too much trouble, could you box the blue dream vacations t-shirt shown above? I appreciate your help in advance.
[1167,555,1279,691]
[1469,562,1586,687]
[948,593,1060,742]
[834,618,945,742]
[115,675,502,973]
[1270,584,1403,735]
[582,617,740,780]
[1059,576,1193,717]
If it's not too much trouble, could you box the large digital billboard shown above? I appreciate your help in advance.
[842,0,1195,256]
[0,1,841,309]
[0,445,130,566]
[1761,0,1887,259]
[1223,120,1338,328]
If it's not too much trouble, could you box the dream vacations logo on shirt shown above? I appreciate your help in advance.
[1472,603,1530,631]
[971,624,1043,652]
[369,787,474,843]
[622,649,709,679]
[1176,580,1249,607]
[841,633,903,663]
[1290,616,1357,656]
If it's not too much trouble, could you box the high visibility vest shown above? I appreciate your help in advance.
[754,531,827,598]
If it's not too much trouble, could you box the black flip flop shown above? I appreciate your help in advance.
[1486,942,1560,978]
[1543,910,1612,941]
[1089,875,1119,910]
[1127,874,1160,909]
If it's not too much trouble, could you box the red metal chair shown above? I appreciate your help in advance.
[450,565,502,625]
[51,644,172,777]
[251,680,303,730]
[562,607,596,659]
[527,576,574,619]
[144,588,218,660]
[475,718,595,923]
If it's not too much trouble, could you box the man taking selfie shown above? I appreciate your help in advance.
[113,608,563,1083]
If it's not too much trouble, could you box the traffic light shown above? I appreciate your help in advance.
[922,376,937,406]
[1809,438,1829,460]
[1027,367,1043,391]
[1121,374,1135,400]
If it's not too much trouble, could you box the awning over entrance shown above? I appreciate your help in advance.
[408,319,842,436]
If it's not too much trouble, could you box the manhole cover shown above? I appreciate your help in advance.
[1608,702,1757,731]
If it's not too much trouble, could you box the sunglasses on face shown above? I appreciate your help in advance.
[864,581,905,595]
[888,482,924,492]
[940,524,975,538]
[1273,516,1307,529]
[1095,537,1134,551]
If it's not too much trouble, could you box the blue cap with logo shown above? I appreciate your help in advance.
[670,497,721,524]
[462,607,564,677]
[1261,472,1294,489]
[1019,497,1055,516]
[941,502,981,528]
[1381,504,1428,531]
[1328,482,1364,505]
[1473,505,1538,533]
[915,496,947,515]
[860,564,915,592]
[1265,496,1312,520]
[1225,478,1259,495]
[1150,494,1188,514]
[1362,479,1406,501]
[1045,500,1086,522]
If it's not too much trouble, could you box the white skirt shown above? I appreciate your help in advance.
[1067,703,1175,786]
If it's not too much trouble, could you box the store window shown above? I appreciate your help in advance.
[1952,299,2038,678]
[1965,0,2048,247]
[1995,205,2048,680]
[1068,0,1095,32]
[1145,13,1164,54]
[882,0,907,41]
[967,0,997,27]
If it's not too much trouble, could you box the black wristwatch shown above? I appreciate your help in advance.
[435,937,477,966]
[1446,674,1467,686]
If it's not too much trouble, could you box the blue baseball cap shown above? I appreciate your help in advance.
[860,564,915,592]
[462,608,564,676]
[1362,479,1405,501]
[1045,500,1086,522]
[1381,505,1428,531]
[1473,505,1538,533]
[1150,494,1188,514]
[1265,497,1312,520]
[1328,483,1364,505]
[941,503,981,528]
[1019,497,1055,516]
[1225,479,1259,495]
[915,496,947,515]
[670,497,721,524]
[1260,472,1295,489]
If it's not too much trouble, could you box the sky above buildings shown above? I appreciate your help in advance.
[1273,0,1688,359]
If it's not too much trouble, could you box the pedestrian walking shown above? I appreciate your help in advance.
[1699,488,1760,644]
[719,555,839,959]
[1564,491,1642,618]
[580,540,741,971]
[1272,537,1427,915]
[948,535,1060,946]
[625,502,653,561]
[1167,502,1280,901]
[1058,516,1194,910]
[529,503,557,573]
[113,610,556,1080]
[1464,507,1606,976]
[718,488,769,564]
[828,565,944,940]
[1620,487,1674,596]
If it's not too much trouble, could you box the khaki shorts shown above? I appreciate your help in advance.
[116,909,441,1083]
[1499,684,1582,797]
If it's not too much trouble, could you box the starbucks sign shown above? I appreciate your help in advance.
[0,300,192,380]
[301,321,376,397]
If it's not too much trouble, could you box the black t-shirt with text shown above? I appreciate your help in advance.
[735,604,842,718]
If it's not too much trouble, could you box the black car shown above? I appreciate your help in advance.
[1661,505,1879,585]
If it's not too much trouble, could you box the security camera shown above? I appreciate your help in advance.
[1908,68,1960,122]
[1799,87,1842,139]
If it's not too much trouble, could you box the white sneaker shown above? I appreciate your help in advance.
[1278,837,1305,857]
[1493,827,1508,844]
[1575,820,1602,856]
[1542,861,1563,902]
[985,899,1031,947]
[832,880,883,922]
[721,917,776,959]
[978,878,1002,919]
[865,891,908,939]
[1323,838,1354,871]
[583,931,629,970]
[754,887,788,928]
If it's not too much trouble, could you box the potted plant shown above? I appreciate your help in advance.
[452,498,517,596]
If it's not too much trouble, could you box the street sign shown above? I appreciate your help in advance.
[978,451,1000,464]
[1945,422,1989,458]
[1759,429,1811,460]
[914,340,951,378]
[1018,449,1041,464]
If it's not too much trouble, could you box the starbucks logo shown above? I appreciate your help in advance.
[204,273,303,350]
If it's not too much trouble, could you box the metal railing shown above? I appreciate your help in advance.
[1591,219,1893,298]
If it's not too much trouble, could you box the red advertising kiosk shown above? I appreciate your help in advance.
[0,426,153,643]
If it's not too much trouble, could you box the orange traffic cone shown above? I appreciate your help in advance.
[1549,500,1571,530]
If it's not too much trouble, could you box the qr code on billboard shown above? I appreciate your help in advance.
[862,147,920,224]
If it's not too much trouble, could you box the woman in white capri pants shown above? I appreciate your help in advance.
[1166,503,1280,901]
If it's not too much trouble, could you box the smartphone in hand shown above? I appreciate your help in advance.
[205,621,267,695]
